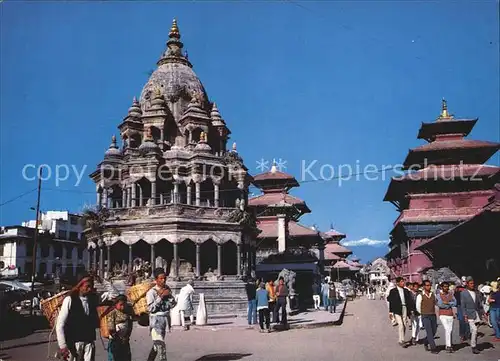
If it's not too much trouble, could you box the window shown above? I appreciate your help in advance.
[40,243,50,258]
[24,261,33,275]
[453,197,471,208]
[69,232,79,241]
[25,240,34,257]
[77,247,84,259]
[57,230,66,239]
[0,244,3,257]
[426,200,442,209]
[70,217,78,225]
[66,245,73,259]
[53,243,63,258]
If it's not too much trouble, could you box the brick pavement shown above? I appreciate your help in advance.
[1,298,497,361]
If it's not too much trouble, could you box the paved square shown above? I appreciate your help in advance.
[2,298,497,361]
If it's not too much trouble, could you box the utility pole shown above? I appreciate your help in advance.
[30,168,42,317]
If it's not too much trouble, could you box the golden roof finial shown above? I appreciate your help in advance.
[169,18,180,38]
[440,98,450,118]
[199,131,206,142]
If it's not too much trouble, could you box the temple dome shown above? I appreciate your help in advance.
[140,63,208,112]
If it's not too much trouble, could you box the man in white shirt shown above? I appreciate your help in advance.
[177,279,195,330]
[56,275,99,361]
[460,277,484,354]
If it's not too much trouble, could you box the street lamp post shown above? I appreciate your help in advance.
[30,168,43,316]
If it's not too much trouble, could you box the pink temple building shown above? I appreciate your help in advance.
[384,100,500,282]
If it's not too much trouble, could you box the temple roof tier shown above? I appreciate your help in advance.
[252,165,299,192]
[324,242,352,256]
[402,139,500,169]
[384,164,500,202]
[256,217,319,239]
[417,118,478,141]
[248,192,310,214]
[321,228,347,243]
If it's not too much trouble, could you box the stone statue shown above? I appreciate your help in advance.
[155,256,168,272]
[178,259,195,279]
[276,268,296,297]
[204,267,217,282]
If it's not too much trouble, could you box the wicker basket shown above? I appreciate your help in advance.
[126,282,154,316]
[97,305,115,338]
[40,290,71,329]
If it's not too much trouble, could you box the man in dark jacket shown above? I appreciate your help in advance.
[387,277,415,347]
[245,278,257,326]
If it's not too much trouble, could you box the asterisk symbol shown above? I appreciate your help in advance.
[256,158,269,172]
[276,158,287,171]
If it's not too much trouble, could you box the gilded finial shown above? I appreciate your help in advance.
[199,131,206,142]
[232,142,237,151]
[439,98,451,119]
[270,159,277,173]
[169,18,180,38]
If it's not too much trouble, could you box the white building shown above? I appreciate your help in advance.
[0,211,88,279]
[362,257,390,286]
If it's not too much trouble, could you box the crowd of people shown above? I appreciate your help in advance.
[384,276,500,355]
[55,268,191,361]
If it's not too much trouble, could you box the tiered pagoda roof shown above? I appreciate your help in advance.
[402,99,499,170]
[385,100,500,204]
[250,163,321,246]
[249,162,310,220]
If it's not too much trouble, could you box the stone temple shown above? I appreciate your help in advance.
[86,19,258,314]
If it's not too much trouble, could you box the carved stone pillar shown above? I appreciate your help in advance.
[173,182,179,204]
[97,192,102,207]
[186,184,192,205]
[236,243,241,277]
[195,244,201,278]
[151,181,157,206]
[214,184,219,208]
[102,189,108,208]
[150,244,155,266]
[172,243,179,278]
[138,185,143,207]
[92,248,97,271]
[159,192,164,205]
[131,184,136,207]
[99,244,104,278]
[195,182,201,206]
[217,243,222,277]
[128,245,133,274]
[122,187,127,208]
[106,244,111,274]
[86,248,91,271]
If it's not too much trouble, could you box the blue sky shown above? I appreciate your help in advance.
[1,1,499,262]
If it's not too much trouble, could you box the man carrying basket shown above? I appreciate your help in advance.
[55,274,99,361]
[146,268,176,361]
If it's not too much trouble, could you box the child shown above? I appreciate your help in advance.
[107,295,133,361]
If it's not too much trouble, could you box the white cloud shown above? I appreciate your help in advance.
[341,238,389,247]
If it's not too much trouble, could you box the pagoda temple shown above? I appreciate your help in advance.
[87,20,257,314]
[249,163,326,307]
[320,228,353,278]
[384,100,500,282]
[249,162,322,266]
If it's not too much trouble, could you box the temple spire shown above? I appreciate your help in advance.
[270,159,278,173]
[169,18,180,39]
[157,18,192,67]
[438,98,453,120]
